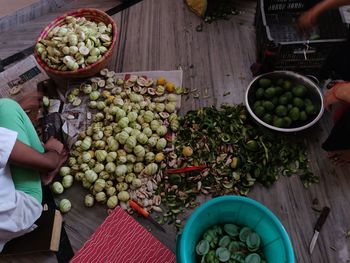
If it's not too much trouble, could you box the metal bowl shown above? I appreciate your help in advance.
[245,71,324,132]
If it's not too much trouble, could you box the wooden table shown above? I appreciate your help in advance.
[2,0,350,262]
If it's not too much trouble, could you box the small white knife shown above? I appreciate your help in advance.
[309,206,330,254]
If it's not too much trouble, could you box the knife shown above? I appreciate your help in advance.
[129,200,166,233]
[309,206,330,254]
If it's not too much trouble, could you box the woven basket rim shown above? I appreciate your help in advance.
[34,8,117,77]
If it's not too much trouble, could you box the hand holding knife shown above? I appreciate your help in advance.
[309,206,330,254]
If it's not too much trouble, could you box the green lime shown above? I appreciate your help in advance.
[305,104,317,115]
[275,78,284,86]
[255,88,265,99]
[304,98,313,106]
[264,87,276,99]
[273,117,284,128]
[292,85,307,97]
[287,104,293,110]
[259,78,272,88]
[275,105,287,117]
[254,106,265,117]
[271,97,279,106]
[284,91,293,101]
[283,116,292,127]
[282,80,292,91]
[253,101,262,109]
[246,140,258,151]
[274,86,283,96]
[279,95,289,105]
[262,101,274,112]
[293,97,304,109]
[262,113,273,124]
[300,111,308,121]
[289,107,300,121]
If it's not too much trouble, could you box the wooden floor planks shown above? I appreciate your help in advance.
[1,0,350,262]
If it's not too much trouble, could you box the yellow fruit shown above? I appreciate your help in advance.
[155,152,165,163]
[166,82,175,93]
[157,77,167,86]
[182,146,193,157]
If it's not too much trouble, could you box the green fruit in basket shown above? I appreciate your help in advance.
[264,87,276,99]
[273,117,284,128]
[283,116,292,127]
[282,80,292,91]
[258,78,272,88]
[292,85,307,97]
[254,106,265,118]
[262,101,274,112]
[262,113,273,124]
[275,78,284,86]
[304,98,313,106]
[275,105,287,117]
[253,101,262,109]
[271,97,279,106]
[300,111,308,121]
[274,86,283,96]
[279,95,289,105]
[255,88,265,99]
[289,107,300,121]
[306,104,317,115]
[293,97,304,109]
[284,91,293,101]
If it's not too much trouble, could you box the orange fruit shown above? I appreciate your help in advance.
[182,146,193,157]
[157,77,167,86]
[166,82,175,93]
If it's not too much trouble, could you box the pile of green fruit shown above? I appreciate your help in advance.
[252,77,319,128]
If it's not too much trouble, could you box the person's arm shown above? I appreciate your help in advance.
[299,0,350,31]
[9,140,61,172]
[324,82,350,110]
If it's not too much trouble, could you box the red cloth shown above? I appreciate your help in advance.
[70,207,175,263]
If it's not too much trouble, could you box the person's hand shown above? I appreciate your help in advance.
[298,9,319,34]
[324,82,350,111]
[41,150,68,185]
[18,91,43,112]
[44,136,65,154]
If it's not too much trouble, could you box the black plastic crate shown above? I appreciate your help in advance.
[256,0,349,75]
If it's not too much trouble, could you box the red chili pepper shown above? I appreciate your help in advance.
[165,165,207,174]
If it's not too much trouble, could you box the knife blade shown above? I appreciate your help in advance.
[309,206,330,254]
[129,200,166,233]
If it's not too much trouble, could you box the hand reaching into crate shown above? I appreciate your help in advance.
[298,0,350,33]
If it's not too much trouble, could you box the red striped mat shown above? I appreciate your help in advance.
[70,207,175,263]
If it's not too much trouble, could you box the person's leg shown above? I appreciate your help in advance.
[0,98,43,203]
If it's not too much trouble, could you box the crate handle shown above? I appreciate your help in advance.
[293,49,316,55]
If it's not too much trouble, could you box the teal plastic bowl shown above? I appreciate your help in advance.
[177,196,294,263]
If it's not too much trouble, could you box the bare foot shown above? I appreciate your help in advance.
[41,151,68,185]
[328,150,350,166]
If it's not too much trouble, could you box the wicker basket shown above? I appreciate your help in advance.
[34,8,118,79]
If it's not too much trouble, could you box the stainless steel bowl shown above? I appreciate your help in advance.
[245,71,324,132]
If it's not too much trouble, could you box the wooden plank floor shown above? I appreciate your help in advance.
[2,0,350,263]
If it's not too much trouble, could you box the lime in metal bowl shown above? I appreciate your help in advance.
[176,196,294,263]
[245,71,324,132]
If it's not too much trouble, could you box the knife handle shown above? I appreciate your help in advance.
[315,206,330,232]
[129,200,149,218]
